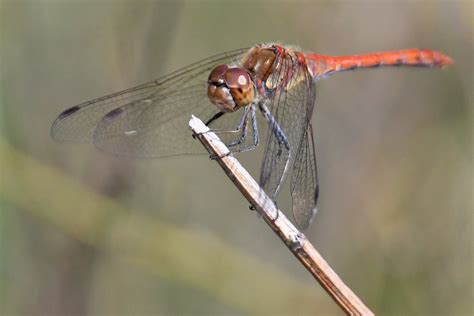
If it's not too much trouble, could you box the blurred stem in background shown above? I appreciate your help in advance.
[0,139,328,315]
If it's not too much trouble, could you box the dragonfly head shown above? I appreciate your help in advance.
[207,65,255,112]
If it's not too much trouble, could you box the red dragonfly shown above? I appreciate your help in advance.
[51,43,453,229]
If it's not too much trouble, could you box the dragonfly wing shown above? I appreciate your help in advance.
[93,83,259,157]
[92,85,211,157]
[51,81,162,143]
[51,48,248,157]
[290,123,319,229]
[259,52,317,214]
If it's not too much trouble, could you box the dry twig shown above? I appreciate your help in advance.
[189,115,374,316]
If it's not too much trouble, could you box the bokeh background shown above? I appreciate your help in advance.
[1,0,472,315]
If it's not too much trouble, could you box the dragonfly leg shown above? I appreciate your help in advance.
[206,106,249,135]
[258,101,290,152]
[258,100,292,212]
[272,201,280,222]
[205,111,225,126]
[227,104,260,153]
[206,108,251,159]
[211,105,260,160]
[226,107,251,147]
[251,105,259,146]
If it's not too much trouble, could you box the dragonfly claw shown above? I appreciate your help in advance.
[272,201,280,222]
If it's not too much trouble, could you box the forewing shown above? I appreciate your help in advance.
[259,53,315,200]
[291,123,319,229]
[51,48,247,157]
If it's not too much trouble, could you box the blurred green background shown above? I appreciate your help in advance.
[0,0,472,315]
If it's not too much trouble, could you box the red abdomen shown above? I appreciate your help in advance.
[306,49,453,79]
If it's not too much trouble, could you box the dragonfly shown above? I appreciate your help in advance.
[51,43,453,229]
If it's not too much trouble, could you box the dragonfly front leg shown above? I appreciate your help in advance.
[206,106,249,135]
[206,106,252,159]
[228,104,260,153]
[226,106,251,148]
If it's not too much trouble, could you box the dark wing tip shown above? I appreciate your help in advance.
[57,105,81,119]
[103,107,124,122]
[50,105,81,141]
[50,105,90,142]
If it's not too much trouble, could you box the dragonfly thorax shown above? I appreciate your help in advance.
[207,64,255,112]
[241,45,278,82]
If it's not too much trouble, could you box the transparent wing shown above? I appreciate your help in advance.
[259,52,316,209]
[291,123,319,229]
[51,48,248,157]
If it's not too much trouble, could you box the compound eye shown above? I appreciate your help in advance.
[224,68,255,107]
[224,68,252,90]
[208,64,229,84]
